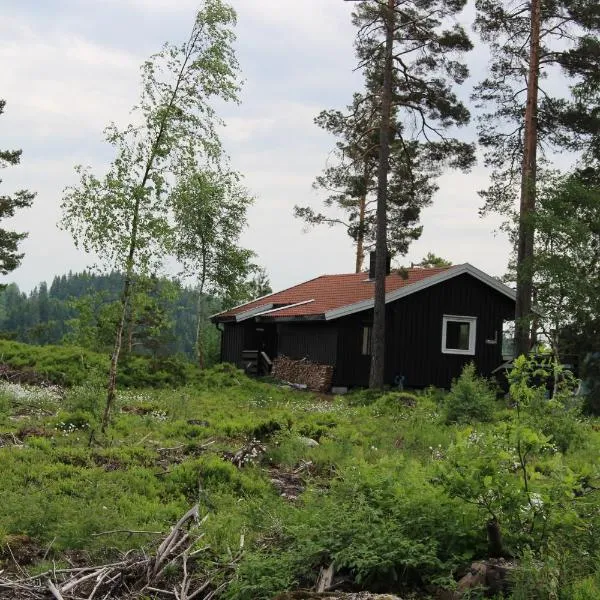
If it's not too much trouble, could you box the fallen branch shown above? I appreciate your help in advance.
[91,529,163,537]
[0,504,238,600]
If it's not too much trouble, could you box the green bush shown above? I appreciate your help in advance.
[444,362,497,424]
[345,388,386,406]
[0,340,203,388]
[374,391,419,414]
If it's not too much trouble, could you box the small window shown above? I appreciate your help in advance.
[362,326,372,356]
[502,320,515,359]
[442,315,476,355]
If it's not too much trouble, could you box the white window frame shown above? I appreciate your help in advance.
[442,315,477,355]
[361,325,372,356]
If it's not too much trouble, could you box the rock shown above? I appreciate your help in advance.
[455,562,487,597]
[299,436,319,447]
[454,559,516,598]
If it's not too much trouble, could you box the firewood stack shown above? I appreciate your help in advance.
[272,356,334,393]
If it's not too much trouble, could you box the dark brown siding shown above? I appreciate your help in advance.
[222,323,245,367]
[277,323,338,365]
[332,273,514,388]
[334,312,372,387]
[386,273,514,387]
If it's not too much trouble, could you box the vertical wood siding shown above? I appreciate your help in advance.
[221,323,245,367]
[333,274,514,388]
[278,323,338,365]
[387,273,514,387]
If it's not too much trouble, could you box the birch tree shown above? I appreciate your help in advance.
[60,0,241,430]
[170,168,254,368]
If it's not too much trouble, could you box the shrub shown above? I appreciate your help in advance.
[444,362,497,424]
[0,340,202,388]
[374,391,419,414]
[345,388,386,407]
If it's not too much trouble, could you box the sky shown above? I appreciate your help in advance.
[1,0,519,293]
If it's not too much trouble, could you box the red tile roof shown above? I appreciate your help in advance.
[213,267,453,321]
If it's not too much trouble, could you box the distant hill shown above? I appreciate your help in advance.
[0,271,223,365]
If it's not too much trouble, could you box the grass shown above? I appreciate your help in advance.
[0,361,599,599]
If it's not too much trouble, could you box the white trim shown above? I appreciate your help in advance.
[256,299,315,316]
[324,263,516,321]
[235,304,274,322]
[442,314,477,355]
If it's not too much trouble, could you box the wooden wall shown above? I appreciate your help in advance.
[277,323,338,366]
[221,323,245,368]
[386,273,514,387]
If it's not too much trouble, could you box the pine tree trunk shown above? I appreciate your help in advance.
[355,192,367,273]
[515,0,541,357]
[369,0,395,389]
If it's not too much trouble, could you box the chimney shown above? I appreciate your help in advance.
[368,251,391,279]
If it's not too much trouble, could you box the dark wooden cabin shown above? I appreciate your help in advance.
[211,261,516,389]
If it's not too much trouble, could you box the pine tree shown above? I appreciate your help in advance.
[0,100,35,280]
[347,0,475,387]
[474,0,600,356]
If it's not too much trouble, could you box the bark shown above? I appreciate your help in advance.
[486,518,506,559]
[196,294,206,370]
[103,267,135,432]
[514,0,541,357]
[355,192,367,273]
[369,0,395,389]
[195,244,208,369]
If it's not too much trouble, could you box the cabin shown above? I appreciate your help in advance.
[210,257,516,390]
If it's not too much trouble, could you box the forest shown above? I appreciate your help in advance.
[0,272,233,365]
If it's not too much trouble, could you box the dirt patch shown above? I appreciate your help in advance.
[17,426,54,440]
[268,460,313,501]
[0,364,62,390]
[121,405,154,415]
[0,535,42,567]
[269,469,305,501]
[93,455,126,471]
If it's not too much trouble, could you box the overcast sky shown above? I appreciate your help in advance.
[1,0,522,293]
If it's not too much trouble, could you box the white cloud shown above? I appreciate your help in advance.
[0,16,140,139]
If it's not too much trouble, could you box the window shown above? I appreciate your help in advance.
[442,315,477,355]
[501,320,515,359]
[362,326,372,356]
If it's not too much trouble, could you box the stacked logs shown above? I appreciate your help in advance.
[272,356,334,393]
